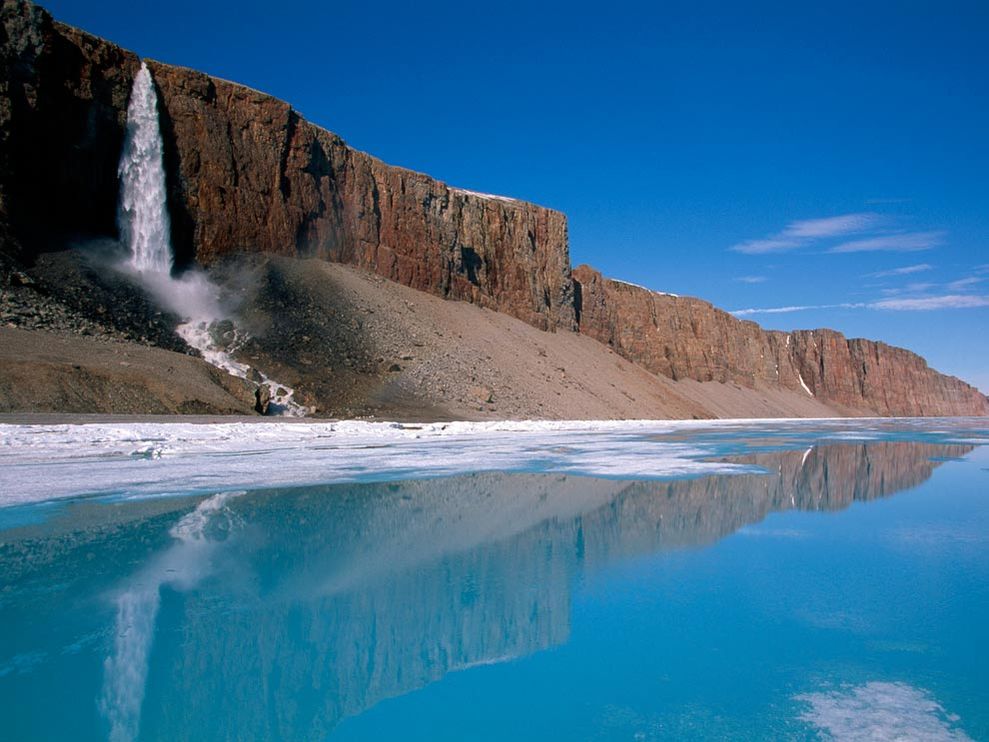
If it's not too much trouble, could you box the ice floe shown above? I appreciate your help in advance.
[1,417,985,507]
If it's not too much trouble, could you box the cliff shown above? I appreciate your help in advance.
[573,264,989,416]
[0,0,575,331]
[1,0,985,418]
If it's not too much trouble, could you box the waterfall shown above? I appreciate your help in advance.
[118,62,172,275]
[117,63,307,416]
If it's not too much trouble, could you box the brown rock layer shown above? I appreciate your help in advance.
[573,264,989,417]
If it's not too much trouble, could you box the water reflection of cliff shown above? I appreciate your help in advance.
[122,440,969,740]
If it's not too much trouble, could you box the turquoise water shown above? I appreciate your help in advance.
[1,425,987,740]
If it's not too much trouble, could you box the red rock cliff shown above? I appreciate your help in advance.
[0,1,575,331]
[146,63,575,331]
[572,264,989,416]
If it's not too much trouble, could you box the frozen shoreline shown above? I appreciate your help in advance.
[1,417,986,508]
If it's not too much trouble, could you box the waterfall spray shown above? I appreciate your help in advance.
[117,63,307,416]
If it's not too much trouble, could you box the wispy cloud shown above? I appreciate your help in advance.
[947,276,985,292]
[874,269,984,297]
[829,230,945,253]
[785,214,880,238]
[734,275,767,284]
[733,302,866,316]
[872,294,989,311]
[879,282,935,296]
[730,237,801,255]
[730,213,881,254]
[733,294,989,315]
[867,263,933,278]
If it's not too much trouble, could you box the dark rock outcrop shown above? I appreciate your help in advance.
[0,1,139,253]
[1,247,191,351]
[573,264,989,417]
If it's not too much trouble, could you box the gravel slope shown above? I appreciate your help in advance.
[225,257,844,420]
[0,327,258,415]
[0,252,846,420]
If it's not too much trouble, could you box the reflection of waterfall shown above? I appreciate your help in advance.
[116,63,305,415]
[99,491,244,742]
[100,586,160,742]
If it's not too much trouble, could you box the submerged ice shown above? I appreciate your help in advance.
[116,62,304,415]
[796,682,973,742]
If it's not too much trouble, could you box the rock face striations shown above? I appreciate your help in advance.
[1,0,986,418]
[573,265,989,417]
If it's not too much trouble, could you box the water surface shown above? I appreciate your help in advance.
[1,421,987,740]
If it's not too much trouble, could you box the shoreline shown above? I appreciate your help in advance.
[1,411,986,427]
[2,416,986,508]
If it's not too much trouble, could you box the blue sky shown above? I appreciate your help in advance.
[48,1,989,392]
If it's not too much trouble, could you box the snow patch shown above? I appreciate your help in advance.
[610,278,679,297]
[798,372,814,396]
[452,187,517,203]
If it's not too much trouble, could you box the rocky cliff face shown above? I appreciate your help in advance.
[0,2,139,256]
[573,264,989,416]
[0,0,575,331]
[147,63,576,331]
[1,0,985,417]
